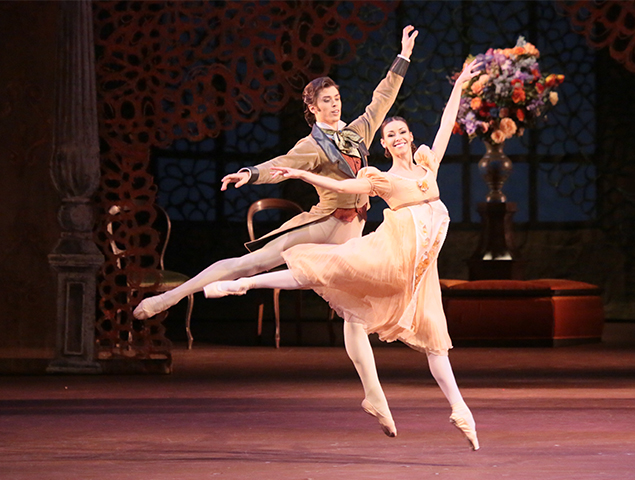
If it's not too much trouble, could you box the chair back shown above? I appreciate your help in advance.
[106,204,172,271]
[154,205,172,271]
[247,198,304,241]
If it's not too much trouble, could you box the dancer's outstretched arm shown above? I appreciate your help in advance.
[430,58,482,161]
[270,167,372,195]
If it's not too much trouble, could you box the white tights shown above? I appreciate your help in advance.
[427,352,474,427]
[146,216,363,313]
[228,270,391,413]
[238,265,471,411]
[426,352,463,406]
[220,272,472,424]
[232,274,472,419]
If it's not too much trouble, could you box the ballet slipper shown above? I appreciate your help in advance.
[361,398,397,437]
[449,412,480,450]
[203,280,248,299]
[133,295,168,319]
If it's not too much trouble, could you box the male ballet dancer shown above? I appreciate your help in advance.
[134,25,418,436]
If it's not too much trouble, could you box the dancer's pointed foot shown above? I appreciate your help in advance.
[449,412,480,450]
[203,279,249,299]
[133,295,168,319]
[361,398,397,437]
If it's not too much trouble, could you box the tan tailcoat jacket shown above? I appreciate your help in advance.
[243,56,409,251]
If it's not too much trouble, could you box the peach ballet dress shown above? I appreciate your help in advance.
[282,148,453,355]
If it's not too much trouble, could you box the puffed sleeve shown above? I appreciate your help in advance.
[414,144,440,172]
[358,166,392,198]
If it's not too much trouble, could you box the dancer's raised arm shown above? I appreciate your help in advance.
[271,166,372,195]
[430,58,481,161]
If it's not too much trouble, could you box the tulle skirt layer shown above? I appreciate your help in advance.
[282,201,452,355]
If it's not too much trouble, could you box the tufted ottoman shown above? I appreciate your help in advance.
[441,279,605,346]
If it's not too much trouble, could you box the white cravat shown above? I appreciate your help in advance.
[316,120,347,137]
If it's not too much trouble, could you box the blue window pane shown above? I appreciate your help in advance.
[367,196,389,222]
[156,157,218,221]
[438,163,462,221]
[224,115,280,154]
[223,184,283,223]
[537,164,596,221]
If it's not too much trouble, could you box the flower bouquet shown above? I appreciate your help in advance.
[453,36,564,145]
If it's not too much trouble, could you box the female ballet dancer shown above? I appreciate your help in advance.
[203,59,482,450]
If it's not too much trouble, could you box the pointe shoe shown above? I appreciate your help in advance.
[361,399,397,437]
[449,413,480,450]
[133,296,167,320]
[203,280,247,299]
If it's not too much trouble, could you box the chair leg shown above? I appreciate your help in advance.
[185,294,194,350]
[327,307,336,346]
[273,288,281,348]
[295,291,303,345]
[256,303,264,344]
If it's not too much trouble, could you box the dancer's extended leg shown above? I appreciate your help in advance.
[133,216,362,319]
[427,352,479,450]
[344,321,396,437]
[203,270,303,298]
[207,275,391,414]
[203,272,396,437]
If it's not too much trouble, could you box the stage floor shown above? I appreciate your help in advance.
[1,323,635,479]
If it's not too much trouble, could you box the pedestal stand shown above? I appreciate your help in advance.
[468,201,524,280]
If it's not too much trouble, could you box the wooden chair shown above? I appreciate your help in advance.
[108,204,195,349]
[247,198,303,348]
[247,198,336,348]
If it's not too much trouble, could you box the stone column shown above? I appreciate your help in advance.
[47,0,103,373]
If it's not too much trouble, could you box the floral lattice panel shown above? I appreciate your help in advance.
[560,1,635,74]
[94,1,396,145]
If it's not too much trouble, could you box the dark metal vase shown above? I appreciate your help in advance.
[469,139,523,280]
[478,141,513,203]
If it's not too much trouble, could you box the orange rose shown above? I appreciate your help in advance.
[524,43,540,57]
[545,74,556,87]
[512,86,526,104]
[516,108,525,122]
[471,97,482,110]
[549,91,559,106]
[499,117,517,138]
[491,129,506,144]
[471,81,484,95]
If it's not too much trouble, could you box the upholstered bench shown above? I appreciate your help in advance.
[440,279,605,346]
